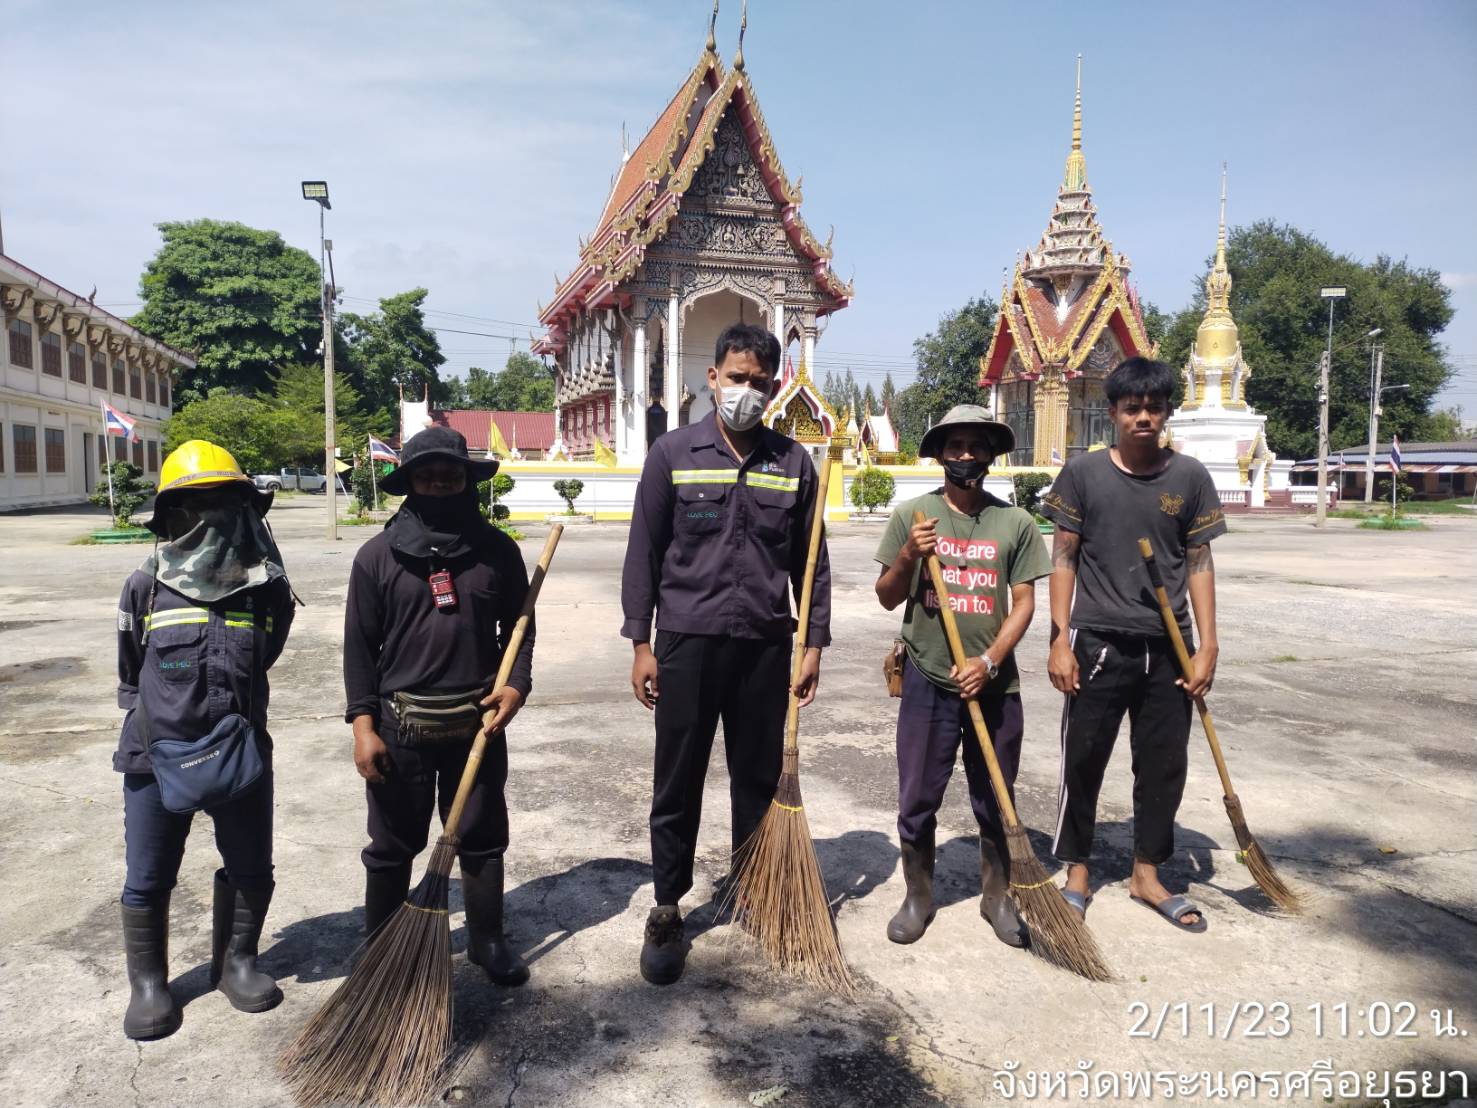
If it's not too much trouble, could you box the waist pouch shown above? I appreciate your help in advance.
[389,688,485,746]
[149,713,266,815]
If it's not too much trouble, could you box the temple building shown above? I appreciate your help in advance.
[979,59,1152,466]
[533,8,852,463]
[1165,170,1291,507]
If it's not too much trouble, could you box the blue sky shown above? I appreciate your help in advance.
[3,0,1474,414]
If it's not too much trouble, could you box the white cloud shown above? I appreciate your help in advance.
[1440,272,1477,290]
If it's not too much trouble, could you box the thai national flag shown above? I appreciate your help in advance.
[1050,447,1063,465]
[1389,435,1401,474]
[368,436,399,464]
[101,400,138,442]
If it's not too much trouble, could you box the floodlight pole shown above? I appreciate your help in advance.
[322,219,338,541]
[1365,345,1383,504]
[1315,289,1344,527]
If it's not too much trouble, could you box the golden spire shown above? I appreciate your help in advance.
[1195,163,1238,362]
[1214,161,1228,272]
[1063,54,1087,192]
[735,0,747,71]
[706,0,718,53]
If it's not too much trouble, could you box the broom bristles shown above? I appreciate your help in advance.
[279,837,460,1107]
[727,773,854,996]
[1223,794,1303,913]
[1003,822,1114,983]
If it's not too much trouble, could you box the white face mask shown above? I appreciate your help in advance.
[716,383,769,432]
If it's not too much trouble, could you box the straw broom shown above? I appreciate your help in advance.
[279,525,564,1107]
[1137,538,1303,913]
[727,455,853,995]
[916,511,1113,981]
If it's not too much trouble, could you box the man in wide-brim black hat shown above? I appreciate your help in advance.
[342,424,536,986]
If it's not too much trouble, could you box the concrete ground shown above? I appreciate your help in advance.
[0,497,1474,1107]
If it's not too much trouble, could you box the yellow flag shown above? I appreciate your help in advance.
[488,416,511,457]
[593,439,618,467]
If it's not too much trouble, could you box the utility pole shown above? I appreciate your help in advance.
[323,231,338,541]
[1364,345,1383,504]
[1315,287,1346,526]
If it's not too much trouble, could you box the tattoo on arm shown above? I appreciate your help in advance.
[1052,529,1080,569]
[1187,543,1214,574]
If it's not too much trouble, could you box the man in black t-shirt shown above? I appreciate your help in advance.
[1040,358,1225,932]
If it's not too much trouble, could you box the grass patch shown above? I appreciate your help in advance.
[1269,654,1298,663]
[1359,515,1426,531]
[338,515,382,527]
[1333,499,1473,518]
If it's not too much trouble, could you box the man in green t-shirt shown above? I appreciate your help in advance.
[874,405,1052,948]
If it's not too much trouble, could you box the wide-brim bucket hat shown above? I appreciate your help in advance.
[919,404,1016,460]
[380,425,499,496]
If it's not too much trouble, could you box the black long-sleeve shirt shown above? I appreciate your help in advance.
[620,411,832,647]
[343,526,534,726]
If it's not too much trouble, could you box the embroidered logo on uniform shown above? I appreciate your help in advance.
[1159,493,1185,516]
[117,610,133,631]
[159,660,193,671]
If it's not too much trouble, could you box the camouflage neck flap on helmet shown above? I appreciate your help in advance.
[142,500,284,604]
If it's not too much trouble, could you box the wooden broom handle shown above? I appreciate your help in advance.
[913,510,1022,827]
[444,525,564,839]
[1136,537,1236,798]
[783,455,833,757]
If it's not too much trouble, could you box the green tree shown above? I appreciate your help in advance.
[476,353,555,411]
[1012,471,1053,514]
[164,389,303,474]
[131,220,323,404]
[1419,407,1464,442]
[262,361,390,465]
[880,371,897,414]
[894,294,997,446]
[89,461,155,529]
[436,374,471,409]
[849,466,895,514]
[862,383,878,415]
[338,288,446,422]
[552,478,584,514]
[1156,221,1453,459]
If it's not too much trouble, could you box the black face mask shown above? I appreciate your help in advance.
[405,491,475,530]
[943,459,988,488]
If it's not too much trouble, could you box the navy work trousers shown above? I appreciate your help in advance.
[895,656,1023,852]
[649,631,789,905]
[121,768,274,908]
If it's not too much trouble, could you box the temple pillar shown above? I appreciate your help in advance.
[772,277,786,351]
[1033,371,1070,466]
[629,319,648,465]
[665,293,681,432]
[802,324,816,374]
[611,314,625,459]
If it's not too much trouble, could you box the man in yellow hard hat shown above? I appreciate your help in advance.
[112,440,297,1039]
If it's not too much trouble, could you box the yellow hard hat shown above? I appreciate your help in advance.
[159,439,254,496]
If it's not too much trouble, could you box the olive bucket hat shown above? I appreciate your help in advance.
[918,404,1016,460]
[379,425,499,496]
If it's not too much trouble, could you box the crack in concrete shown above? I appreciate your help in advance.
[128,1041,144,1108]
[503,1048,530,1108]
[0,775,94,802]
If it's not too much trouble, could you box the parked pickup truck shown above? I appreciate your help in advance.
[253,467,337,493]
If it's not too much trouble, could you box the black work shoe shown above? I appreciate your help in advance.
[979,836,1027,949]
[463,858,529,987]
[210,870,283,1013]
[640,905,687,986]
[364,863,412,938]
[886,831,936,944]
[121,900,182,1040]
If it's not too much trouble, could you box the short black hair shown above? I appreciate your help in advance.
[714,323,781,377]
[1104,356,1176,405]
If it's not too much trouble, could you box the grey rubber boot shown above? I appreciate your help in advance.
[463,857,529,987]
[979,834,1027,948]
[364,863,412,937]
[886,827,936,944]
[121,899,182,1040]
[210,870,283,1013]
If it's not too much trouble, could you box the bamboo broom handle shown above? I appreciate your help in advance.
[783,455,833,759]
[444,525,564,840]
[1136,538,1236,799]
[913,510,1022,828]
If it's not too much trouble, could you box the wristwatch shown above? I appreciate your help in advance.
[980,654,1000,679]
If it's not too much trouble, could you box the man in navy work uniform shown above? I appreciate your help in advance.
[621,322,831,986]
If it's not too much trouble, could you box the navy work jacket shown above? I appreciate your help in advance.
[113,571,295,774]
[620,411,832,646]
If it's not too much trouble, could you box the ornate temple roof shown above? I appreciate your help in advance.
[980,58,1150,385]
[764,358,840,443]
[535,17,851,355]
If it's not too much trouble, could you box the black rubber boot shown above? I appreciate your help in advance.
[121,899,182,1040]
[210,870,283,1013]
[639,905,687,986]
[979,834,1027,948]
[463,858,529,987]
[886,829,936,944]
[364,863,412,938]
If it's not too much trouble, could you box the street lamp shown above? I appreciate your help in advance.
[302,180,337,541]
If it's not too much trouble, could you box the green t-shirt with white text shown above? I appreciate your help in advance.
[874,491,1052,695]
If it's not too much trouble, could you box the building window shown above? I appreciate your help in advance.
[97,435,107,468]
[146,372,157,404]
[132,438,144,468]
[44,427,66,472]
[92,352,107,388]
[69,341,87,383]
[0,422,5,471]
[13,424,38,473]
[147,439,159,473]
[41,332,63,377]
[113,436,126,462]
[1067,378,1113,456]
[130,365,142,399]
[8,319,33,368]
[159,376,171,408]
[1000,380,1036,466]
[113,359,126,394]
